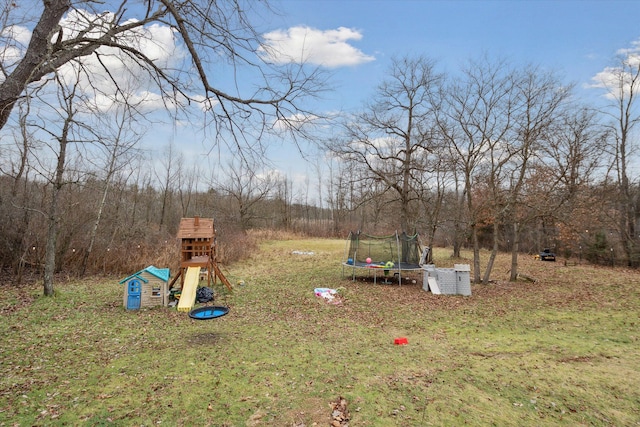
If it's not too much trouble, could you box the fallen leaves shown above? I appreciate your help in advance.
[330,396,349,426]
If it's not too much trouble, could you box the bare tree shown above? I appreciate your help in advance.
[543,108,606,200]
[213,156,275,230]
[538,107,607,257]
[155,143,180,232]
[80,98,145,276]
[177,162,201,218]
[274,173,294,229]
[28,69,90,296]
[328,56,443,233]
[505,67,571,281]
[0,99,37,278]
[416,152,451,247]
[324,156,352,234]
[438,57,515,283]
[0,0,324,147]
[593,51,640,266]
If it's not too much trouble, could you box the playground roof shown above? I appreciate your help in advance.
[177,216,214,239]
[119,265,170,284]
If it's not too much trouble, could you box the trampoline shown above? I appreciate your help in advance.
[342,231,430,285]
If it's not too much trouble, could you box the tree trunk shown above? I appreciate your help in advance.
[471,225,481,283]
[43,135,68,296]
[482,221,500,284]
[452,239,462,258]
[510,222,520,281]
[42,71,74,296]
[0,0,71,131]
[81,179,111,276]
[43,206,58,296]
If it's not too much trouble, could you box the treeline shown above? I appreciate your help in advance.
[318,55,640,283]
[0,173,338,280]
[1,51,639,287]
[0,161,635,283]
[2,1,640,293]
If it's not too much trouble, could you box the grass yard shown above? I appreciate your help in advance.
[1,238,639,426]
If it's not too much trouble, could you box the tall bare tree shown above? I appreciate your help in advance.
[0,99,36,279]
[177,162,201,218]
[81,98,144,276]
[328,56,443,233]
[156,143,180,232]
[593,51,640,266]
[536,107,607,258]
[323,156,352,234]
[506,67,571,281]
[438,57,515,283]
[31,69,90,296]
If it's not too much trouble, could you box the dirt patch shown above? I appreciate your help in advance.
[186,331,227,346]
[285,397,331,426]
[557,355,594,363]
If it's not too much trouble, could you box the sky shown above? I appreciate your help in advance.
[267,0,640,109]
[240,0,640,201]
[4,0,640,204]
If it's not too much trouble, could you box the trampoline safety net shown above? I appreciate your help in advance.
[345,231,425,268]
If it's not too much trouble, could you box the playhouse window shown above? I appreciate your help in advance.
[152,286,161,297]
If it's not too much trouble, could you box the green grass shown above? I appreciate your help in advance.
[1,238,639,426]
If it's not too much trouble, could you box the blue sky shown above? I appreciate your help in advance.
[240,0,640,200]
[268,0,640,111]
[6,1,640,203]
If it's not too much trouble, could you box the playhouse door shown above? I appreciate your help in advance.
[127,279,141,310]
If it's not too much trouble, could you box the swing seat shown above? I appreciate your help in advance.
[188,306,229,320]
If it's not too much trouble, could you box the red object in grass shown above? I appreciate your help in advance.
[394,337,408,345]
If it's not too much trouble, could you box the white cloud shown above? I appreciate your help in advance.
[0,25,32,72]
[1,24,31,45]
[590,67,620,89]
[273,112,320,131]
[616,39,640,57]
[256,168,283,181]
[351,135,398,152]
[52,10,185,112]
[191,94,220,113]
[258,26,375,68]
[614,39,640,71]
[589,38,640,99]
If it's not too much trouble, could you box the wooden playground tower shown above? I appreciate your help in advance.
[169,216,232,292]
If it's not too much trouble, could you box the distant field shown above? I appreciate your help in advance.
[1,238,639,426]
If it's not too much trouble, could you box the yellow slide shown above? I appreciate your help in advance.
[177,267,200,312]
